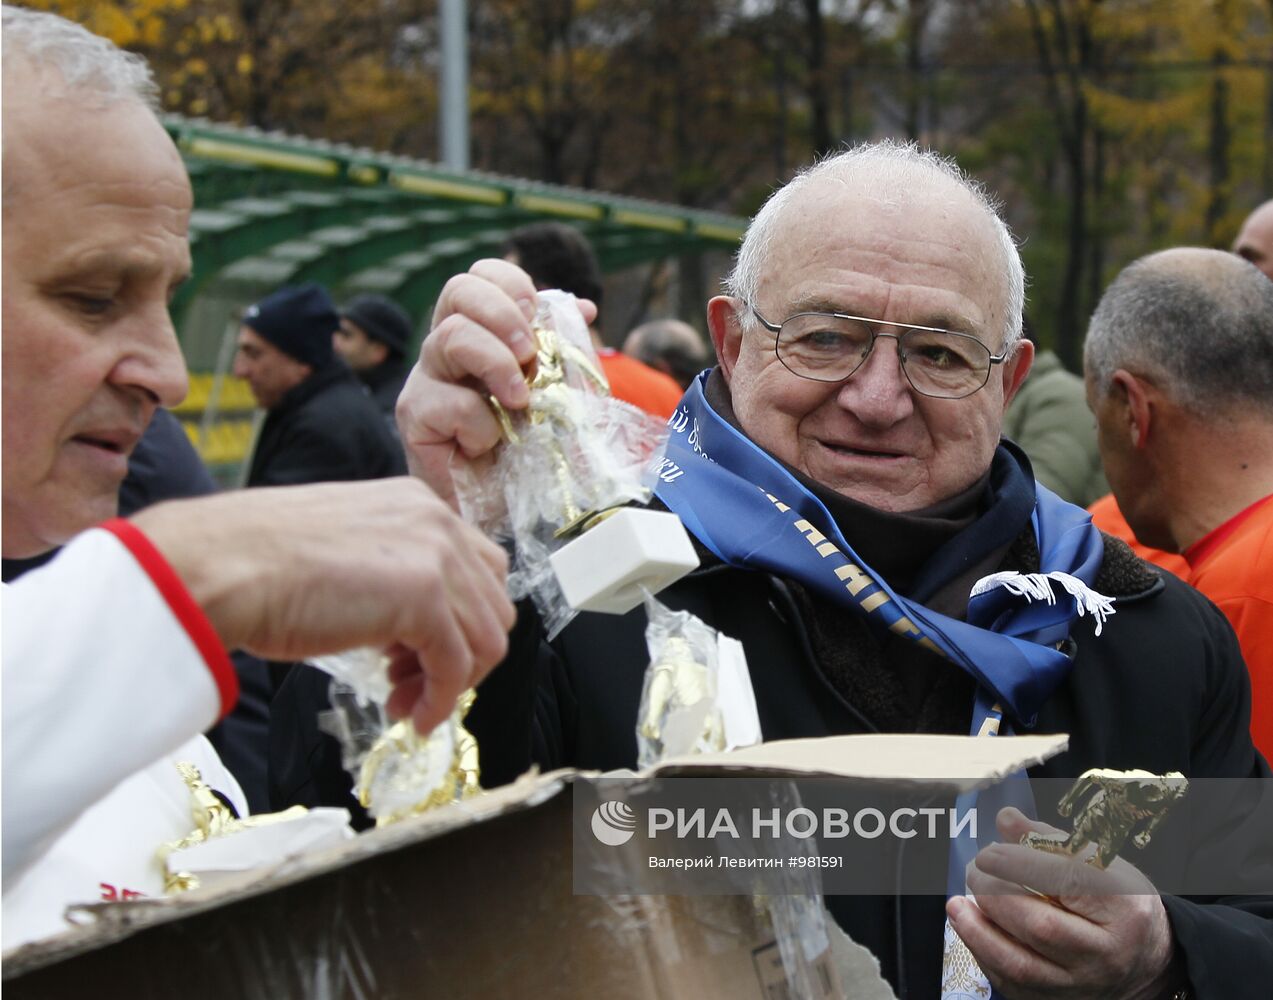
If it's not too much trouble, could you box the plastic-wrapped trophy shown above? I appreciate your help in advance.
[309,648,482,828]
[637,594,762,768]
[453,289,699,638]
[301,293,702,827]
[354,690,482,827]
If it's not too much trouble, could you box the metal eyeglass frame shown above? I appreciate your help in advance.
[749,304,1008,400]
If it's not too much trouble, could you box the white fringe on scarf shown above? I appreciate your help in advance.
[969,571,1116,637]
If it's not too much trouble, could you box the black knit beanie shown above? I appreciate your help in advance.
[243,283,338,368]
[341,294,413,359]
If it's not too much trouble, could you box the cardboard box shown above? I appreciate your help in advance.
[2,734,1066,999]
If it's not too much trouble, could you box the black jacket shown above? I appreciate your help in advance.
[118,408,218,515]
[272,523,1272,998]
[247,360,405,487]
[492,536,1273,996]
[357,358,409,425]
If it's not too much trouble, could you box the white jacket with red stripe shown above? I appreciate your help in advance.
[1,521,244,949]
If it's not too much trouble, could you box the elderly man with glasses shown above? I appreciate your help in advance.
[287,143,1271,998]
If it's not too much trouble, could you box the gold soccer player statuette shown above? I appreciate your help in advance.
[1021,768,1189,869]
[159,762,309,892]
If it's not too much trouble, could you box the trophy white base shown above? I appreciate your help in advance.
[549,508,700,615]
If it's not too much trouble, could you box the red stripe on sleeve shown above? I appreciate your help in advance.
[100,518,239,721]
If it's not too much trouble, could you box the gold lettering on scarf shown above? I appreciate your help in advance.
[888,616,921,638]
[793,520,825,545]
[765,491,951,661]
[833,562,873,595]
[976,704,1003,737]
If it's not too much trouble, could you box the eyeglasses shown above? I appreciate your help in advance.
[750,305,1008,400]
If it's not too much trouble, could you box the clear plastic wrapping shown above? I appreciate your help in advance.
[637,596,725,768]
[351,692,481,827]
[308,652,480,828]
[308,647,390,705]
[636,593,763,768]
[452,289,669,638]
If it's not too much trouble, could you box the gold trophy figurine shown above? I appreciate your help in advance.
[472,290,698,626]
[1021,768,1189,868]
[638,635,726,767]
[944,769,1187,997]
[158,762,308,893]
[356,689,482,827]
[488,299,612,536]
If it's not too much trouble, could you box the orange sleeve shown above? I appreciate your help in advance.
[1212,594,1273,761]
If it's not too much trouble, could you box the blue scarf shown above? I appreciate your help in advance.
[653,372,1104,729]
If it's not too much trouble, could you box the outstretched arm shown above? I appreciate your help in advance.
[3,478,515,883]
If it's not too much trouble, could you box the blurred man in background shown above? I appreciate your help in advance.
[501,222,683,418]
[623,317,710,390]
[335,292,414,428]
[1233,200,1273,280]
[235,283,405,487]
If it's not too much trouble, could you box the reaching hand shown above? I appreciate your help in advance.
[132,477,517,735]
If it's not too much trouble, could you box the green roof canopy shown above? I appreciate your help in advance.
[166,116,746,368]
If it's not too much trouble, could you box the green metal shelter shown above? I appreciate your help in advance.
[162,116,746,481]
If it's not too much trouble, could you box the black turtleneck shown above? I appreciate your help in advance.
[3,550,58,583]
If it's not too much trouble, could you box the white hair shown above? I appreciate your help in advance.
[724,140,1026,351]
[2,4,159,111]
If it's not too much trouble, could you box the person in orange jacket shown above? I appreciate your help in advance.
[1085,246,1273,760]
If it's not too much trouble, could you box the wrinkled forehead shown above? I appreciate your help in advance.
[3,81,188,210]
[760,178,1010,337]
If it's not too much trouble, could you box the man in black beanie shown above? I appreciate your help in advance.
[234,283,405,487]
[334,293,413,424]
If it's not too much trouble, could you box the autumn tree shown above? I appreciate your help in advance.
[23,0,1271,340]
[924,0,1271,366]
[24,0,436,153]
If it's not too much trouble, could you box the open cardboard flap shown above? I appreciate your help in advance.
[3,733,1067,998]
[651,732,1068,787]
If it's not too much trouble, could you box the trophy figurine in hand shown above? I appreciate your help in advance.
[1021,768,1189,868]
